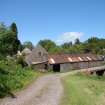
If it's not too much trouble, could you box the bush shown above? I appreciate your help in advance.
[0,59,36,98]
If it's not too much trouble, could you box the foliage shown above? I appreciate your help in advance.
[74,38,81,45]
[37,37,105,55]
[48,46,64,54]
[61,42,72,49]
[0,22,22,57]
[10,22,18,35]
[1,22,105,56]
[22,41,34,50]
[0,60,37,98]
[38,39,56,52]
[61,73,105,105]
[84,37,105,54]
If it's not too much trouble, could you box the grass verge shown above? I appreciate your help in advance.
[61,73,105,105]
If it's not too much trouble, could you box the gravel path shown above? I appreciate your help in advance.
[0,74,63,105]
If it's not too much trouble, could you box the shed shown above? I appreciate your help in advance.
[48,54,104,72]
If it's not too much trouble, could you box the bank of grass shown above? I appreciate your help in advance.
[0,60,41,98]
[61,73,105,105]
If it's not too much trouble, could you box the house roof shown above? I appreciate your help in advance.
[25,44,48,65]
[48,54,103,64]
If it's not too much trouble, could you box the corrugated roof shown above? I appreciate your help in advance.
[48,54,103,64]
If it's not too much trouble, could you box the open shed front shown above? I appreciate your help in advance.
[51,63,74,72]
[48,54,104,72]
[52,64,60,72]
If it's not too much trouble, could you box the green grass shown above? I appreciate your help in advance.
[61,73,105,105]
[0,60,41,98]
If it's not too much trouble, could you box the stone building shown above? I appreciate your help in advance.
[25,45,48,70]
[22,48,32,55]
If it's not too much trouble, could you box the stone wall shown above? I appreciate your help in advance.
[32,62,48,71]
[60,63,73,72]
[60,62,88,72]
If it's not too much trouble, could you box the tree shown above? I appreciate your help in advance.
[10,22,22,54]
[0,23,6,33]
[86,37,99,43]
[0,22,22,57]
[83,37,105,54]
[22,41,34,50]
[61,42,72,49]
[10,22,18,35]
[48,46,64,54]
[75,38,81,45]
[38,39,56,52]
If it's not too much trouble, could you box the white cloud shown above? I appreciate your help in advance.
[56,32,84,44]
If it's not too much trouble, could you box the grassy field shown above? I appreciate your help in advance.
[61,73,105,105]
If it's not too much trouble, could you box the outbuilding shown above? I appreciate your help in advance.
[25,45,48,70]
[48,54,104,72]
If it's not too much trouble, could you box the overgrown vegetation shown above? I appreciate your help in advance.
[61,73,105,105]
[0,60,38,98]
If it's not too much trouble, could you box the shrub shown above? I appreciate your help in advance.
[0,59,35,98]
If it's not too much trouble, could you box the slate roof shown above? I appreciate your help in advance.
[48,54,103,64]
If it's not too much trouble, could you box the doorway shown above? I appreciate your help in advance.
[44,64,48,70]
[53,64,60,72]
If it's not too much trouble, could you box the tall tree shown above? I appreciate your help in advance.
[10,22,18,35]
[0,22,22,57]
[10,22,22,54]
[75,38,81,45]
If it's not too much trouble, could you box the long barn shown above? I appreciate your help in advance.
[48,54,104,72]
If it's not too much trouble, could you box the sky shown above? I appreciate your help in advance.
[0,0,105,45]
